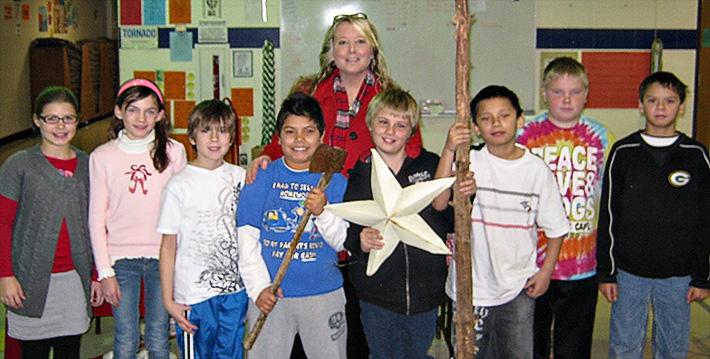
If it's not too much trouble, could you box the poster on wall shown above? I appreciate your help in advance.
[121,0,141,25]
[172,100,195,128]
[198,20,227,43]
[52,0,67,33]
[583,52,650,108]
[233,50,253,78]
[232,88,254,117]
[170,31,193,61]
[22,4,29,21]
[143,0,165,25]
[134,70,157,82]
[121,27,158,49]
[164,71,186,100]
[169,0,191,24]
[64,1,77,29]
[204,0,221,18]
[38,6,48,32]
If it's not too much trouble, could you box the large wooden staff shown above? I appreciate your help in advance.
[453,0,476,357]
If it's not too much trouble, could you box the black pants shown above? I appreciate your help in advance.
[21,334,81,359]
[533,276,598,359]
[342,266,369,359]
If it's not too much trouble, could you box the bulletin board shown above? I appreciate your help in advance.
[280,0,536,112]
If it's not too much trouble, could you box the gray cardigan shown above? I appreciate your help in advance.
[0,145,93,317]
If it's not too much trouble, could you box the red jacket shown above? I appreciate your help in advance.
[260,73,422,175]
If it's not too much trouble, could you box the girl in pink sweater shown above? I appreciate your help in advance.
[89,79,186,358]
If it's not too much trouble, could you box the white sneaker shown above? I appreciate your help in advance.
[102,351,114,359]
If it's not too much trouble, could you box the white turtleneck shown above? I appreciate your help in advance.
[116,129,156,154]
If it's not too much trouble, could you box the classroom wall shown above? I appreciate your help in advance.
[4,1,700,152]
[116,0,280,164]
[274,0,700,154]
[0,0,115,140]
[416,0,700,154]
[280,1,537,116]
[535,0,698,140]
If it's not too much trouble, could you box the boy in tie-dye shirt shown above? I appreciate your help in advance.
[517,57,614,359]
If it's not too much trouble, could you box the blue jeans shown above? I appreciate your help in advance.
[360,301,437,359]
[112,258,170,359]
[454,290,534,359]
[609,270,691,359]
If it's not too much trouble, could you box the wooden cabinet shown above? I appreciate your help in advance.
[29,38,81,110]
[30,37,117,121]
[78,38,118,120]
[98,39,118,116]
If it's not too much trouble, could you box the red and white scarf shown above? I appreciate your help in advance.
[331,69,376,148]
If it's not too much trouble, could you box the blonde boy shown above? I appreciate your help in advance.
[343,89,452,358]
[517,57,614,359]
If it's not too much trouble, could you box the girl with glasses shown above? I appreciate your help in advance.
[0,86,103,358]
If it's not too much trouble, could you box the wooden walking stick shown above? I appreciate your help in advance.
[243,144,347,350]
[453,0,476,357]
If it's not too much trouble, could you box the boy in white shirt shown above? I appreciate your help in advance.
[433,85,569,358]
[158,99,248,358]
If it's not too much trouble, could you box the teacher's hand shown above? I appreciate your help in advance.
[246,155,271,184]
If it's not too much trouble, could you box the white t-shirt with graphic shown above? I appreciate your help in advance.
[157,163,246,305]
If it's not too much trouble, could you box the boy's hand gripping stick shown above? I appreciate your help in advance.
[244,144,347,350]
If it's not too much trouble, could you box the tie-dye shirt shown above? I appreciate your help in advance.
[517,113,614,280]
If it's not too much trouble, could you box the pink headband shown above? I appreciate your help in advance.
[117,78,165,105]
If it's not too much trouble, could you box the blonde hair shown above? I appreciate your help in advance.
[366,89,419,131]
[315,15,396,91]
[542,57,589,89]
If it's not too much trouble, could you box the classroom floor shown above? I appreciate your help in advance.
[0,293,707,358]
[1,119,709,358]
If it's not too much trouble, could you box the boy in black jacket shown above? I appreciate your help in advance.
[343,89,452,359]
[597,71,710,358]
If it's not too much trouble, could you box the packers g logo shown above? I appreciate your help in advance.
[668,170,691,187]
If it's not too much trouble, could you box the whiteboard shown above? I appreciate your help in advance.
[280,0,536,112]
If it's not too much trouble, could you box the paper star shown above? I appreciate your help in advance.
[325,149,455,276]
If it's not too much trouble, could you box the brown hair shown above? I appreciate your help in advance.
[34,86,79,118]
[111,79,172,173]
[187,99,238,151]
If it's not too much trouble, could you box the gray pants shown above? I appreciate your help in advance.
[245,288,347,359]
[455,290,535,359]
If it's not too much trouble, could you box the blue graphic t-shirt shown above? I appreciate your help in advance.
[238,159,346,297]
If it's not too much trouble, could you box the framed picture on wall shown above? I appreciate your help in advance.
[233,50,253,78]
[204,0,221,18]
